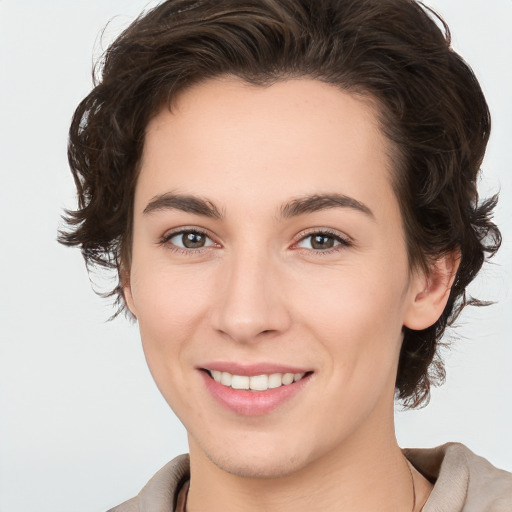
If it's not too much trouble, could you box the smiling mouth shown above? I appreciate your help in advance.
[203,369,311,391]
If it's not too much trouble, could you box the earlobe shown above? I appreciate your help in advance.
[121,269,138,319]
[403,251,460,331]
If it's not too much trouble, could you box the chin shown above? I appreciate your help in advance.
[193,432,316,479]
[208,450,309,479]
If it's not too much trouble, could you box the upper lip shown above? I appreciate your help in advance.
[199,362,312,376]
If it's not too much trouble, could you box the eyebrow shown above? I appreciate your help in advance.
[142,192,374,221]
[143,193,223,219]
[280,193,374,220]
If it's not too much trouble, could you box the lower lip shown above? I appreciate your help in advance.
[200,371,311,416]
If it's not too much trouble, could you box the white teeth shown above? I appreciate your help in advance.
[209,370,307,391]
[220,372,232,386]
[281,373,294,385]
[249,374,269,391]
[231,375,250,390]
[268,373,283,389]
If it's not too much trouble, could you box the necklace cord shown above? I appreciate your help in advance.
[405,459,417,512]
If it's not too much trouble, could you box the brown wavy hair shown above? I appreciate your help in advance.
[59,0,501,407]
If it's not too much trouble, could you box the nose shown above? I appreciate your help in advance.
[211,247,292,344]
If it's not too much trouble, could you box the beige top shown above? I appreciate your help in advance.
[108,443,512,512]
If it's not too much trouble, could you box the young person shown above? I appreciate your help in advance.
[60,0,511,510]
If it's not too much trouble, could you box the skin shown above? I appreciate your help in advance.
[124,77,455,512]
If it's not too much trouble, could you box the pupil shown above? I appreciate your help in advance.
[311,235,334,250]
[183,232,205,248]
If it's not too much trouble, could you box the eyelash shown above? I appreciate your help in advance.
[292,229,352,255]
[159,227,218,255]
[159,228,352,255]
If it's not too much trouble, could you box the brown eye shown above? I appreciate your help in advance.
[182,232,206,248]
[296,231,350,251]
[310,234,335,250]
[166,230,215,250]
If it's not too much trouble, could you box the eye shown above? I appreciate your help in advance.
[165,230,216,250]
[296,231,350,251]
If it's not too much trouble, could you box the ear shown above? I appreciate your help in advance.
[403,251,460,331]
[121,267,138,319]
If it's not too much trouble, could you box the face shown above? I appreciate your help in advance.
[125,77,429,478]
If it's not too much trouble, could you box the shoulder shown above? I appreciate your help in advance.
[107,454,190,512]
[404,443,512,512]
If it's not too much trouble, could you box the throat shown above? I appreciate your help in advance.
[186,437,419,512]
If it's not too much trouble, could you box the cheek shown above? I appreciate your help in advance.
[129,260,216,361]
[129,262,218,415]
[293,261,409,373]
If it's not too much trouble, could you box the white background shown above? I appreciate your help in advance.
[0,1,510,511]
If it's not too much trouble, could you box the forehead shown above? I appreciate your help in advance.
[137,77,399,223]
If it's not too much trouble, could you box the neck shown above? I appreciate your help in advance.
[186,411,424,512]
